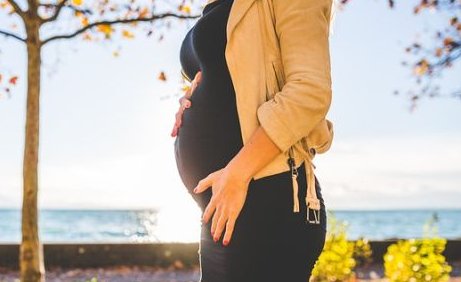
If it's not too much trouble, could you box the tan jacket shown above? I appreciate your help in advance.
[182,0,334,224]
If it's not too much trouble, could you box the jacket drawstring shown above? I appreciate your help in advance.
[288,143,321,224]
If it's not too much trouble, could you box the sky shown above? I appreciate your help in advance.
[0,0,460,217]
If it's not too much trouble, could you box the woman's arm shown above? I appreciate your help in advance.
[228,0,334,181]
[225,126,281,183]
[257,0,333,154]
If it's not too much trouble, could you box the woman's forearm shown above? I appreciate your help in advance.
[225,125,283,183]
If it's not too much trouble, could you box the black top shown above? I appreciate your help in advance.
[174,0,243,192]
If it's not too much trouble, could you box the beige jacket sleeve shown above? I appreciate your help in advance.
[256,0,333,154]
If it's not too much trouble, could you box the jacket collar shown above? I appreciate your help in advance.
[227,0,257,41]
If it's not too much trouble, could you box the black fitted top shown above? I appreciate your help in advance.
[174,0,243,190]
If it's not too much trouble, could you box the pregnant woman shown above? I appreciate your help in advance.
[172,0,335,281]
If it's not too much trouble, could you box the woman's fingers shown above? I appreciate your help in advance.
[222,217,236,246]
[212,209,228,242]
[210,205,221,236]
[170,71,201,137]
[187,71,202,99]
[170,123,178,137]
[209,205,237,246]
[180,97,191,110]
[202,197,217,224]
[194,168,222,194]
[170,109,183,137]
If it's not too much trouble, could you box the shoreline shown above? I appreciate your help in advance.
[1,241,460,282]
[2,240,461,269]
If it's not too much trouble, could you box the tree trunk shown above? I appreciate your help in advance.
[20,14,45,282]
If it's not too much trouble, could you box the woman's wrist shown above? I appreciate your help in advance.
[225,156,253,185]
[225,125,282,185]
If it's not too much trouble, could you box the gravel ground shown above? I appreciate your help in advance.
[0,265,200,282]
[1,261,460,282]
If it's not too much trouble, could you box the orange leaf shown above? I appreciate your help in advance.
[139,7,149,19]
[435,48,443,57]
[97,24,114,38]
[158,71,167,81]
[179,5,191,14]
[9,76,18,85]
[122,30,134,39]
[0,1,10,9]
[81,17,89,26]
[413,59,429,76]
[443,37,453,46]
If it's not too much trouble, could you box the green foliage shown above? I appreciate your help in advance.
[383,213,452,282]
[311,210,356,282]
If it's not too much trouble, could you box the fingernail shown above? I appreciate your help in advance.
[193,188,197,193]
[223,240,229,246]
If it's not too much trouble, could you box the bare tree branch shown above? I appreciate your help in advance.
[6,0,26,18]
[0,29,26,42]
[41,12,200,45]
[40,0,69,24]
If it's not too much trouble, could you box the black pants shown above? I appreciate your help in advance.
[193,161,327,282]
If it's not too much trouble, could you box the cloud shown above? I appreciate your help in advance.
[313,134,461,209]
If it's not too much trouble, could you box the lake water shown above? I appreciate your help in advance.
[0,209,460,243]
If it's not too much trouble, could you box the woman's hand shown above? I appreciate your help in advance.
[193,166,251,246]
[170,71,202,137]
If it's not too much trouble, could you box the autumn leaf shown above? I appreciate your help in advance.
[81,17,89,27]
[122,30,134,39]
[414,59,430,76]
[82,33,92,41]
[158,71,167,81]
[97,24,114,38]
[435,48,443,57]
[72,0,83,6]
[9,76,18,85]
[443,37,454,46]
[0,1,10,9]
[179,5,191,14]
[139,7,149,19]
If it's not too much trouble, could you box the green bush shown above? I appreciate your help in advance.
[311,210,357,282]
[383,213,452,282]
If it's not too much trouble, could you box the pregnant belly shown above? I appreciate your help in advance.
[173,84,244,190]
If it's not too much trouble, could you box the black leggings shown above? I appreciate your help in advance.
[191,161,327,282]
